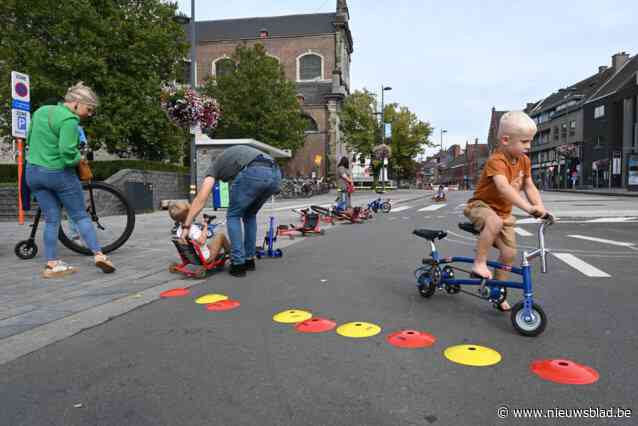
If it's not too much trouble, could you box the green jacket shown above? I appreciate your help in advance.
[27,104,81,170]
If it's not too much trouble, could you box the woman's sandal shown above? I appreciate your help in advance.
[42,261,78,279]
[95,254,116,274]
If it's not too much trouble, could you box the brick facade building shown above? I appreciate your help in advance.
[191,1,353,178]
[583,53,638,189]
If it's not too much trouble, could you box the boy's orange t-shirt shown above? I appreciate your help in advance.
[469,151,531,217]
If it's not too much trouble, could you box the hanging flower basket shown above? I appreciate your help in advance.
[161,84,221,132]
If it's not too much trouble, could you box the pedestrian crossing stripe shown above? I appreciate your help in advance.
[586,217,637,223]
[418,204,446,212]
[567,235,635,248]
[552,253,611,278]
[514,227,533,237]
[391,205,412,213]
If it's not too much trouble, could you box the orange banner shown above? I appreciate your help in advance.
[17,139,24,224]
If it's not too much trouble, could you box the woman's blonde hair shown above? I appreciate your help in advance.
[64,81,99,107]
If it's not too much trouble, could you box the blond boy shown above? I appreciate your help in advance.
[168,201,230,262]
[464,111,549,310]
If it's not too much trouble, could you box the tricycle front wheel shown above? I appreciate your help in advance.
[511,301,547,337]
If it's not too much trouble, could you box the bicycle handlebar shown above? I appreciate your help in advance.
[533,213,555,273]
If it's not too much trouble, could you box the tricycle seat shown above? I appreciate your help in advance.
[171,238,203,265]
[413,229,447,241]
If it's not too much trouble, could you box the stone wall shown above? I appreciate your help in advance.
[0,170,189,222]
[0,187,37,222]
[105,169,190,210]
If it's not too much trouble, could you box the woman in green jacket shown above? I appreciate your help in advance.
[26,82,115,278]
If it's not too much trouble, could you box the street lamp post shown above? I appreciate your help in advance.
[439,129,447,184]
[173,1,197,201]
[188,0,197,201]
[380,85,392,192]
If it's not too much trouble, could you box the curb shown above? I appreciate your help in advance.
[0,274,202,366]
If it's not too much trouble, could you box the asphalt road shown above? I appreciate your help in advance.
[1,191,636,426]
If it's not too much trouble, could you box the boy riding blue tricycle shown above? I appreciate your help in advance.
[413,213,554,336]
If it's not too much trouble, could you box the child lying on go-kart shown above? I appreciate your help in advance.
[168,201,229,277]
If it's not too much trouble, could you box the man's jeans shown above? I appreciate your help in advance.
[26,163,102,261]
[227,164,281,265]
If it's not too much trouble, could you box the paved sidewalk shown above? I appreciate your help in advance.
[0,190,427,364]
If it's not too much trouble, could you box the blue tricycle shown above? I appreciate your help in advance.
[368,197,392,213]
[412,214,554,336]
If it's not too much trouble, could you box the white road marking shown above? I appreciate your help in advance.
[418,204,446,212]
[516,218,541,224]
[567,235,635,247]
[586,217,637,223]
[391,205,412,213]
[514,227,533,237]
[552,253,611,277]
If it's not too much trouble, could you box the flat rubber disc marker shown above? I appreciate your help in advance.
[443,344,502,366]
[530,359,599,384]
[273,309,313,324]
[336,322,382,338]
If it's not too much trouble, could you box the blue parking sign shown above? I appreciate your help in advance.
[12,109,30,138]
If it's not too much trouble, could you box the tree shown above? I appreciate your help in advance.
[338,89,378,157]
[202,44,306,152]
[383,104,433,181]
[338,89,383,187]
[0,0,188,161]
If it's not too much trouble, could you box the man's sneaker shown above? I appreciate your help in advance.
[95,254,116,274]
[244,258,256,271]
[42,261,78,279]
[229,263,246,277]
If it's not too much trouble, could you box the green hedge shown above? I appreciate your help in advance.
[0,164,17,183]
[0,161,189,183]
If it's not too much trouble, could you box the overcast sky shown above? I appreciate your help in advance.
[176,0,636,156]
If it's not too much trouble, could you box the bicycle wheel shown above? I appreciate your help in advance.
[58,181,136,255]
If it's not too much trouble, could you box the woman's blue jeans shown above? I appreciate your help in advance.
[227,164,281,265]
[26,164,102,261]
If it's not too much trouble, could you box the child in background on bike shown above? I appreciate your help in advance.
[464,111,549,311]
[168,201,230,263]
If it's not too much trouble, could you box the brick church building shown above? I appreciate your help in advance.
[191,1,353,178]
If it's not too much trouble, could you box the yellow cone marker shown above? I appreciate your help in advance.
[443,344,502,367]
[195,294,228,305]
[336,322,381,338]
[272,309,313,324]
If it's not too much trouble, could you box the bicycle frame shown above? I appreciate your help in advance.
[421,220,551,321]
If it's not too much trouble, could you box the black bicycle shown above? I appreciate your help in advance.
[14,181,136,259]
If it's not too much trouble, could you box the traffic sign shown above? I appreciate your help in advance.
[12,99,30,111]
[11,71,30,103]
[11,71,31,139]
[12,109,30,139]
